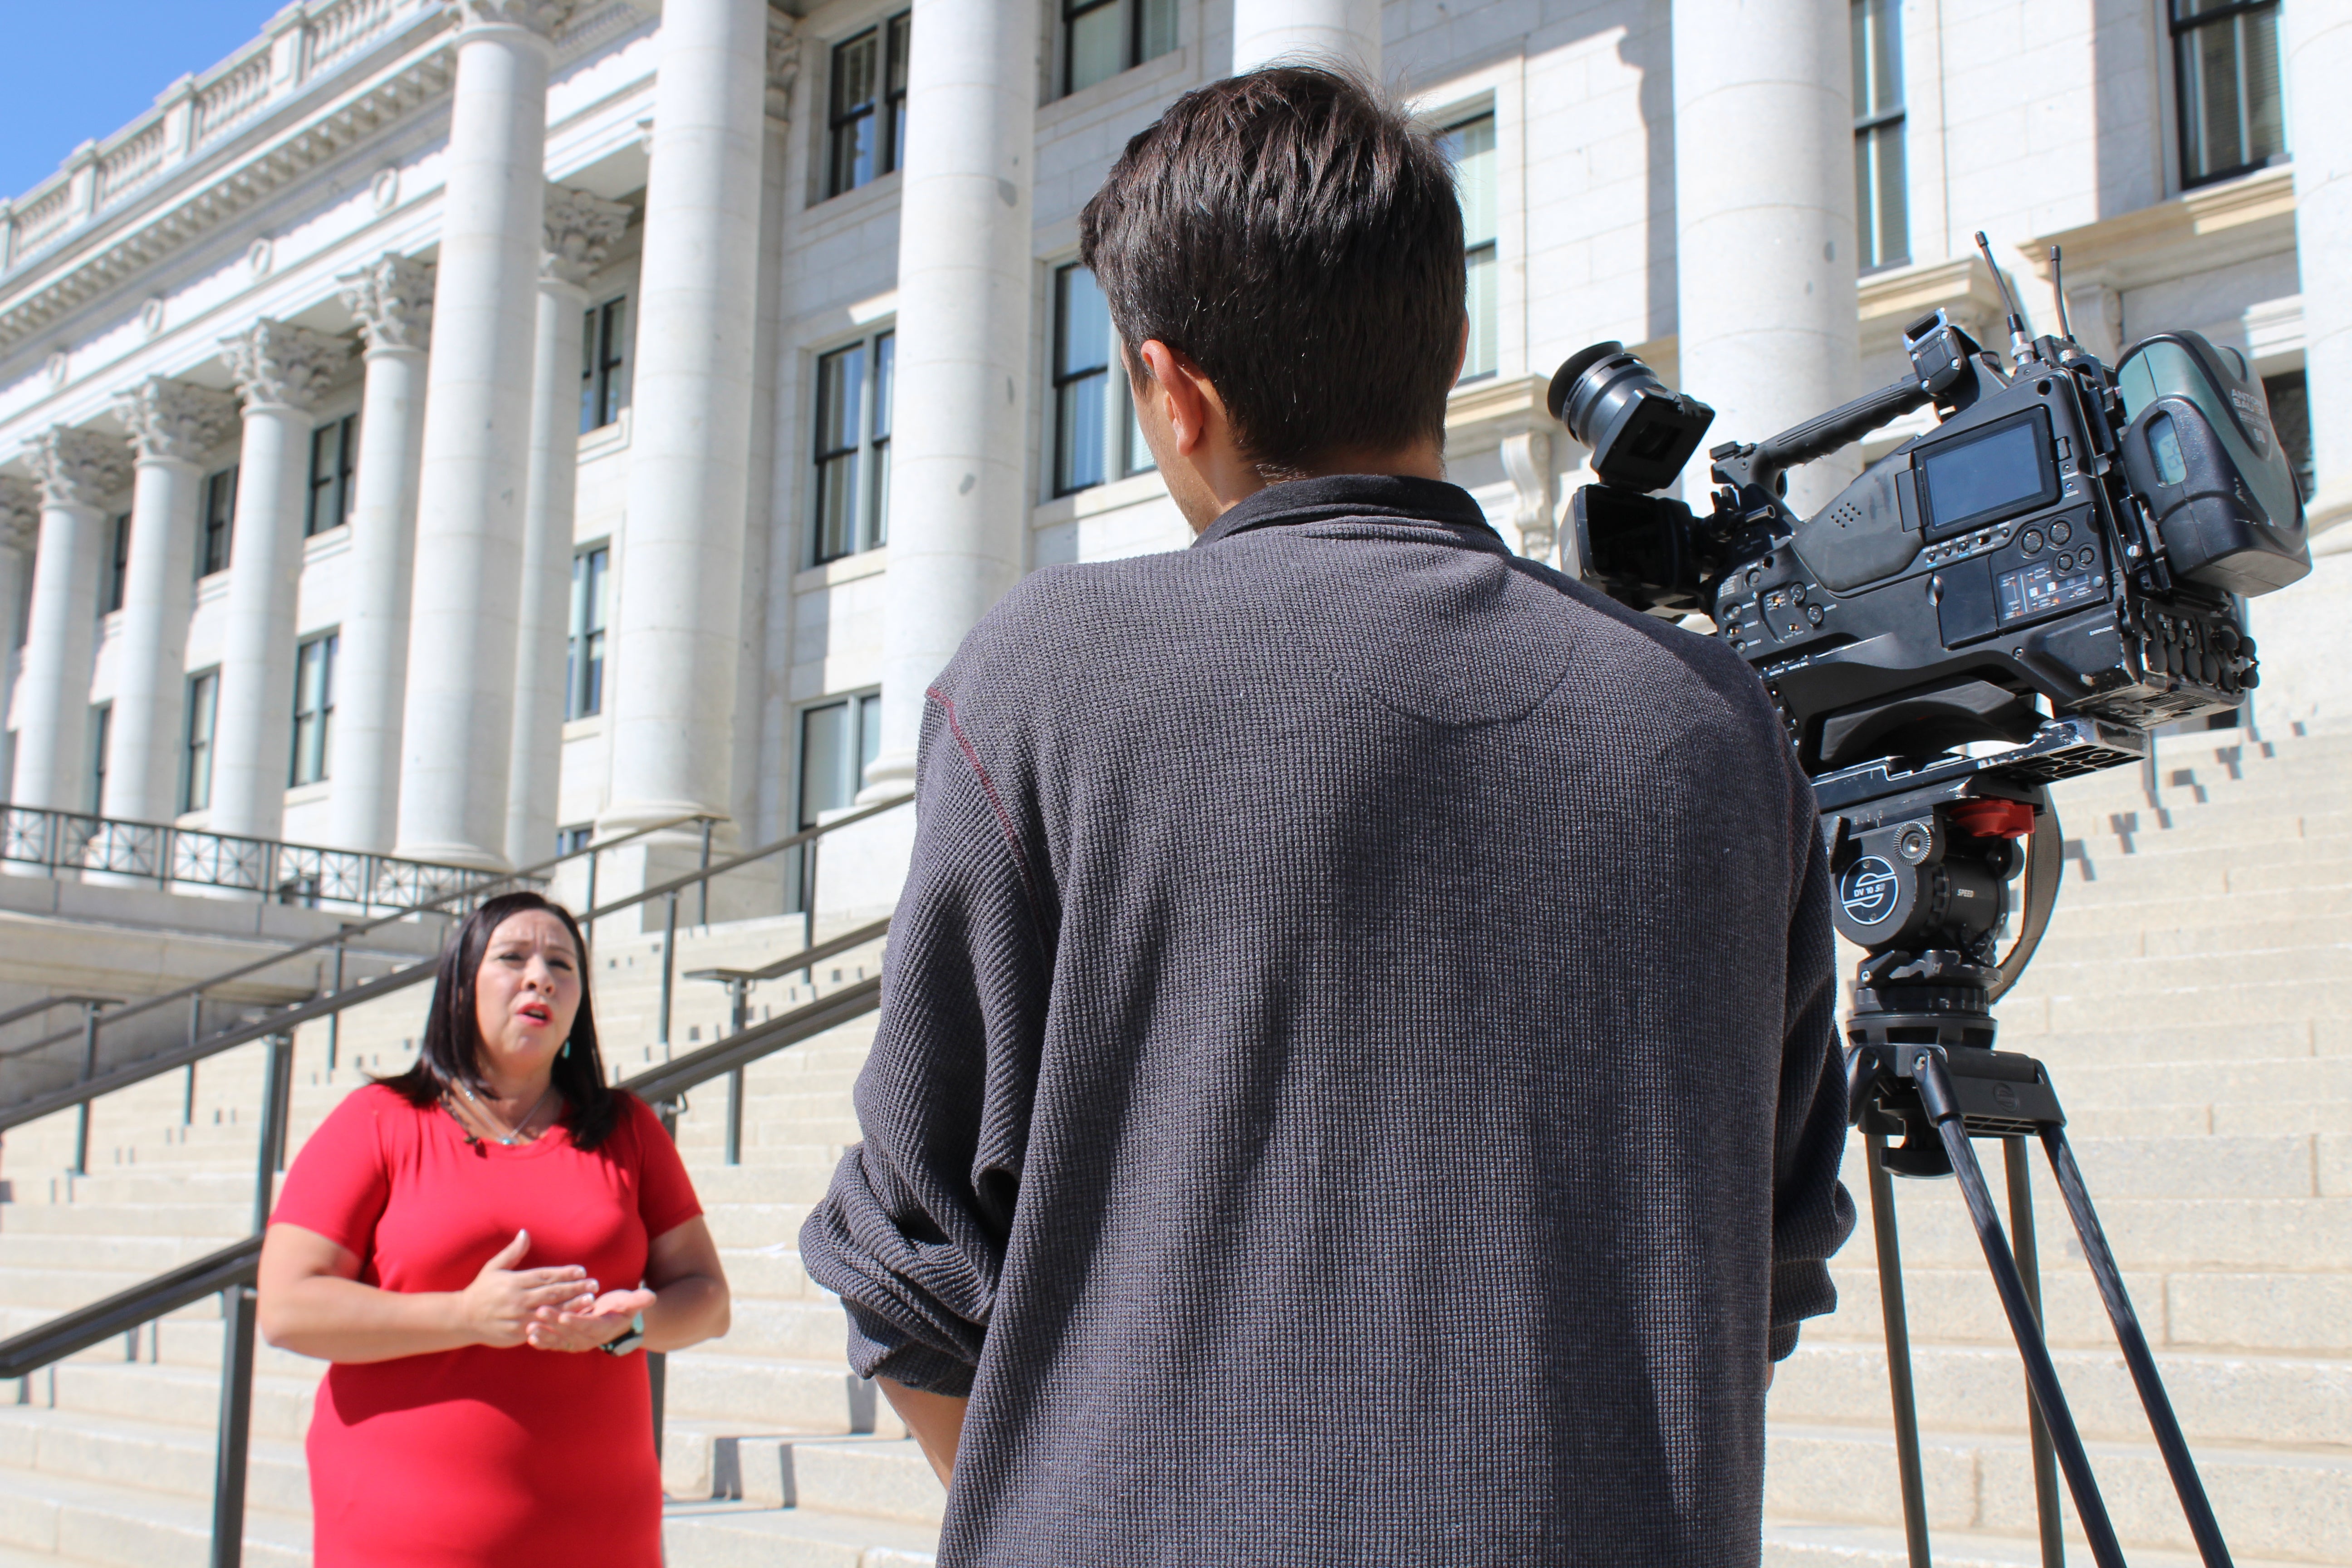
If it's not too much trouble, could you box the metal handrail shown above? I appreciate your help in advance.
[0,1235,263,1382]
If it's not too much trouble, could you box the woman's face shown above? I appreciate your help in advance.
[472,909,584,1084]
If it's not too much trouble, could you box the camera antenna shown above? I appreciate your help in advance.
[1975,230,2036,365]
[2049,245,2075,343]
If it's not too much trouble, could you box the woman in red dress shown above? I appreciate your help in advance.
[258,891,729,1566]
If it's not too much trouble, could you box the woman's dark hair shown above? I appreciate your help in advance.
[1078,66,1466,479]
[377,891,622,1151]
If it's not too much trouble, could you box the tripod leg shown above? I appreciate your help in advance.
[1867,1134,1933,1568]
[1908,1053,2128,1568]
[2004,1138,2065,1568]
[2041,1127,2236,1568]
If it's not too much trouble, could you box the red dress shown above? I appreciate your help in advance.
[270,1085,702,1567]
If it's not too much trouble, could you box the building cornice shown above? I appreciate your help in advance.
[2025,165,2297,294]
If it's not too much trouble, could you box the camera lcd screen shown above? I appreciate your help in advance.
[1920,411,2057,537]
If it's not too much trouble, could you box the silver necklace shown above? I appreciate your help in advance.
[450,1081,558,1146]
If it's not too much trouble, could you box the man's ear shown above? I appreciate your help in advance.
[1137,339,1220,456]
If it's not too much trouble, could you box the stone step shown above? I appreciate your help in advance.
[1761,1518,2325,1568]
[1763,1421,2352,1562]
[1774,1339,2350,1448]
[30,1360,316,1447]
[0,1460,309,1568]
[2012,943,2352,993]
[1816,1265,2352,1356]
[1838,1187,2352,1273]
[661,1348,875,1433]
[720,1435,943,1525]
[0,1202,250,1237]
[660,1498,938,1568]
[0,1406,309,1516]
[1999,975,2352,1033]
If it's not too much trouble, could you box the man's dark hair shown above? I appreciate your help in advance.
[1078,67,1465,479]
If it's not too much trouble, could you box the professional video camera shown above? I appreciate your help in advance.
[1542,239,2312,1568]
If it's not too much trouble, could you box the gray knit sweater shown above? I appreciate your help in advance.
[800,474,1854,1567]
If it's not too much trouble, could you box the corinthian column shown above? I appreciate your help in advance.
[0,479,44,804]
[508,187,628,867]
[211,321,346,841]
[598,0,769,838]
[11,429,131,811]
[1673,0,1859,514]
[107,379,239,823]
[2287,0,2352,538]
[330,255,435,855]
[396,0,576,869]
[863,0,1037,800]
[1230,0,1380,74]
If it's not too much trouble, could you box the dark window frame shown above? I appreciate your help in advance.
[289,630,338,788]
[199,466,237,579]
[811,330,895,565]
[88,702,111,814]
[105,512,131,615]
[305,412,358,538]
[183,669,219,813]
[1061,0,1177,97]
[827,14,912,199]
[2170,0,2289,191]
[566,543,611,720]
[581,295,631,433]
[1852,0,1909,272]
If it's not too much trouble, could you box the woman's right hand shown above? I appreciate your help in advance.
[460,1230,596,1347]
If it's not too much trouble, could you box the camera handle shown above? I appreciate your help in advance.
[1714,376,1935,500]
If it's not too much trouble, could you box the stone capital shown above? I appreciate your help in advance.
[220,319,348,414]
[766,15,803,123]
[339,255,436,354]
[0,475,36,552]
[114,377,240,466]
[451,0,581,40]
[25,426,132,512]
[1499,430,1555,561]
[542,187,632,289]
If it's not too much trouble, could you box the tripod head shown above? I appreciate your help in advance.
[1822,716,2102,1174]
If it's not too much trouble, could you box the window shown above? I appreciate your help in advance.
[1852,0,1908,270]
[88,704,110,814]
[794,692,881,910]
[1052,265,1156,495]
[1441,114,1499,382]
[556,823,594,857]
[105,513,131,614]
[305,414,358,537]
[566,544,611,719]
[2172,0,2287,189]
[581,297,630,433]
[828,14,911,198]
[1062,0,1176,96]
[199,466,237,578]
[184,671,218,813]
[2263,370,2313,501]
[813,331,895,562]
[289,632,338,787]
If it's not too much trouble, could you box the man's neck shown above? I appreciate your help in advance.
[1180,441,1448,534]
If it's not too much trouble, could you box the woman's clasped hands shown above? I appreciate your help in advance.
[463,1229,656,1352]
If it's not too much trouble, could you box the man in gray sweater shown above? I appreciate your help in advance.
[802,66,1854,1567]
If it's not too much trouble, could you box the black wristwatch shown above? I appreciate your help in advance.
[600,1312,647,1356]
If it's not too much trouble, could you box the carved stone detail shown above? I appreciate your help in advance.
[25,426,132,512]
[114,377,240,466]
[766,15,803,123]
[543,188,632,288]
[1500,430,1555,562]
[220,319,348,413]
[453,0,582,39]
[339,255,437,354]
[0,476,36,553]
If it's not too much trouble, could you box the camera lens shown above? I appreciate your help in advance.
[1548,343,1716,494]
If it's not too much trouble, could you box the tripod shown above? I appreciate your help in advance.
[1819,728,2236,1568]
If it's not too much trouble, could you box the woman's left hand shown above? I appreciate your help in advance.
[524,1287,657,1353]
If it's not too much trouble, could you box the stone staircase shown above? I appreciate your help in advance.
[0,725,2342,1564]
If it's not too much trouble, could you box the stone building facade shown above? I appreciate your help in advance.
[0,0,2345,900]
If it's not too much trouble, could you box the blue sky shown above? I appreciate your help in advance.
[0,3,287,199]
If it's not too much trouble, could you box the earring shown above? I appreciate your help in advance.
[561,1039,572,1059]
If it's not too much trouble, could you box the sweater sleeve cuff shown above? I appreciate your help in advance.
[846,1301,979,1397]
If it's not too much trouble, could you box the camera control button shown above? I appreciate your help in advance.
[2021,529,2044,554]
[2050,519,2073,545]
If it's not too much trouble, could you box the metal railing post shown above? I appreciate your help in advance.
[210,1281,256,1568]
[802,837,821,991]
[658,891,679,1061]
[184,997,202,1127]
[698,818,712,927]
[71,1002,102,1176]
[583,841,599,948]
[648,1095,678,1456]
[325,935,348,1075]
[157,825,173,892]
[724,979,749,1166]
[255,1034,292,1226]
